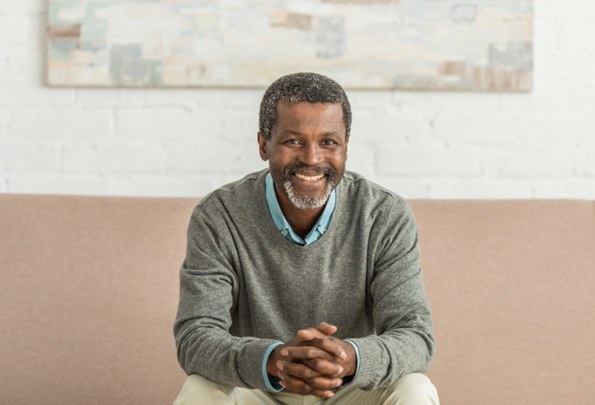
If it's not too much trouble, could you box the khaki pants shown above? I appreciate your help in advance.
[174,373,439,405]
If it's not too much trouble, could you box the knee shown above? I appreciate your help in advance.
[174,374,234,405]
[387,373,440,405]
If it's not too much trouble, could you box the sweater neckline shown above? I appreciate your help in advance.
[257,170,344,252]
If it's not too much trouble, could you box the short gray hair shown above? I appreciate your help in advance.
[258,72,352,140]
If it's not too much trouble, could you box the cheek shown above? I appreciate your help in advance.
[269,151,292,166]
[268,156,288,173]
[331,151,347,167]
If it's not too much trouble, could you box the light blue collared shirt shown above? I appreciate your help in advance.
[265,173,335,245]
[261,173,360,391]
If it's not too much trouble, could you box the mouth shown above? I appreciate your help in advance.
[280,166,336,210]
[294,172,326,182]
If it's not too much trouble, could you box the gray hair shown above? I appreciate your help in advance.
[258,72,352,140]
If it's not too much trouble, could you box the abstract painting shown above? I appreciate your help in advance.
[47,0,533,91]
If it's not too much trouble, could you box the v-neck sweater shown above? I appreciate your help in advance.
[174,169,435,391]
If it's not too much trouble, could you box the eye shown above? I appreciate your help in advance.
[285,139,301,145]
[322,139,337,146]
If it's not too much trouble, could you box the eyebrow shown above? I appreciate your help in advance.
[281,130,341,137]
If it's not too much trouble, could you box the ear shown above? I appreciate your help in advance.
[257,132,268,161]
[345,139,349,161]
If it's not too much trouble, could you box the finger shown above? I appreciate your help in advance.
[280,330,327,357]
[277,360,322,380]
[311,389,337,399]
[277,364,342,389]
[296,327,326,342]
[303,358,344,377]
[280,346,337,362]
[277,370,314,395]
[278,370,340,399]
[278,358,343,380]
[295,336,348,360]
[306,374,343,392]
[277,369,307,392]
[316,322,337,335]
[309,390,336,399]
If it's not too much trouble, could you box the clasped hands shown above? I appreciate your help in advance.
[266,322,356,399]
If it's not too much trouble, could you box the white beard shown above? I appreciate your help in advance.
[282,178,334,210]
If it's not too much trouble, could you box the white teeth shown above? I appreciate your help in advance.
[295,173,325,181]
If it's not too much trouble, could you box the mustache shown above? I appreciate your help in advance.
[283,165,335,177]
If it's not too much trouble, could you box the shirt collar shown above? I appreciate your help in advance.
[265,173,336,245]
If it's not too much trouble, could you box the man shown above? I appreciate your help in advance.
[174,72,439,404]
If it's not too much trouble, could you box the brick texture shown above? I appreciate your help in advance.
[1,1,594,198]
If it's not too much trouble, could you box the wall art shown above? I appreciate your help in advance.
[47,0,533,91]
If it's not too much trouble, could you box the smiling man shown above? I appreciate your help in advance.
[174,72,439,404]
[259,100,347,239]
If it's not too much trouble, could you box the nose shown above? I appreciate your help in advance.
[300,143,324,166]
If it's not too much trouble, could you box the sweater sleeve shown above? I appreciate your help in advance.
[348,200,436,390]
[173,204,278,390]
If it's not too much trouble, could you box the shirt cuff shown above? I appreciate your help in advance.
[343,339,361,385]
[261,341,284,392]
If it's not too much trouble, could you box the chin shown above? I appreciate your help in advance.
[283,179,333,210]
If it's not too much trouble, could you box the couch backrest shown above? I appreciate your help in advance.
[1,195,594,404]
[0,195,194,404]
[413,200,595,404]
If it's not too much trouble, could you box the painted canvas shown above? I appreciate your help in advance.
[47,0,533,91]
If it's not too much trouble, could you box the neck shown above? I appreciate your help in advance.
[275,187,325,239]
[283,205,324,239]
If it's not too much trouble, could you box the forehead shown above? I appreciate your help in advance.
[275,101,344,129]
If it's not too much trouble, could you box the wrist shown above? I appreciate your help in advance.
[343,339,360,378]
[344,353,356,376]
[266,345,281,376]
[263,342,284,392]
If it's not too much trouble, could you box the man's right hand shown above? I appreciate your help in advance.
[266,322,355,399]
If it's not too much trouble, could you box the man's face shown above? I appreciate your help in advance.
[258,101,348,212]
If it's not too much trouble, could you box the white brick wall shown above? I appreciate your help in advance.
[1,0,594,199]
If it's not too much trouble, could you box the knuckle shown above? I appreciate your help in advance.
[300,383,312,394]
[300,368,312,379]
[312,377,335,390]
[309,358,321,368]
[316,360,328,369]
[306,368,319,379]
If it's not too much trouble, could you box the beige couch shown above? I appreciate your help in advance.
[1,194,594,404]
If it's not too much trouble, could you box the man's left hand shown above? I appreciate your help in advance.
[275,322,357,397]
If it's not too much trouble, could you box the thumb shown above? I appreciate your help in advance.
[296,322,337,341]
[316,322,338,335]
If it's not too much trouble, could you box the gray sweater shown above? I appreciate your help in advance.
[174,170,435,391]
